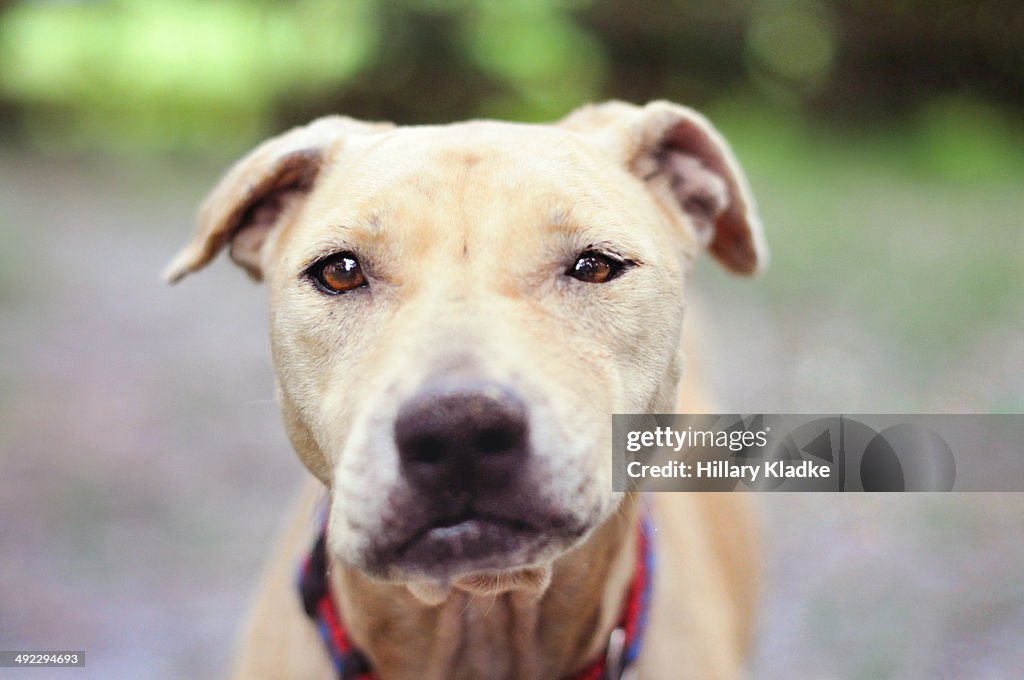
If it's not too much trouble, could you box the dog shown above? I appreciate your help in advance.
[166,100,766,680]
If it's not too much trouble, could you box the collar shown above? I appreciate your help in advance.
[299,515,655,680]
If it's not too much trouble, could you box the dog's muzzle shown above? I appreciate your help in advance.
[366,380,583,575]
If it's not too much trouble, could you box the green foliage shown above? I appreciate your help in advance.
[912,96,1024,182]
[0,0,614,151]
[460,3,606,120]
[1,0,1022,155]
[1,0,380,151]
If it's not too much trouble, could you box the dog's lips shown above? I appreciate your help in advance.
[398,515,535,566]
[372,511,582,577]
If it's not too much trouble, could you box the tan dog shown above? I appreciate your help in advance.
[167,100,766,680]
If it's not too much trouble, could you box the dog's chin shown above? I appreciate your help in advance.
[404,566,554,605]
[455,565,554,597]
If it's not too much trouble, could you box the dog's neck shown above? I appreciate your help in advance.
[328,496,641,680]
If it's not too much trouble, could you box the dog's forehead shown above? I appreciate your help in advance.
[327,119,614,193]
[288,120,658,256]
[315,120,622,201]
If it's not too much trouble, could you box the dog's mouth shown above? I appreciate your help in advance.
[370,510,584,578]
[399,513,539,566]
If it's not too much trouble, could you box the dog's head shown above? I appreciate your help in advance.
[167,101,766,589]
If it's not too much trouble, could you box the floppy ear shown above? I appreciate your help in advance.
[561,100,767,274]
[164,116,392,284]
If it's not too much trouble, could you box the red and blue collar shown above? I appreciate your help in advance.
[299,515,655,680]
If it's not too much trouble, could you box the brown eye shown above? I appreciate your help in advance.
[309,253,366,294]
[567,251,625,284]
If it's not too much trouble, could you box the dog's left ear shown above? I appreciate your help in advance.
[562,100,768,274]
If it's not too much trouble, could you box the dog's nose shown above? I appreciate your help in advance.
[394,383,529,494]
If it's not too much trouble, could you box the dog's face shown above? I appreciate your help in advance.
[167,101,766,587]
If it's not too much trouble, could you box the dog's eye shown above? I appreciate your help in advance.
[308,253,367,294]
[567,251,626,284]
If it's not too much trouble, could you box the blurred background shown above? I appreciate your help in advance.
[1,0,1022,678]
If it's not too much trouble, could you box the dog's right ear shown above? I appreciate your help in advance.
[164,116,392,284]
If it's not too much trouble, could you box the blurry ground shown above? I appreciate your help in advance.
[0,127,1022,678]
